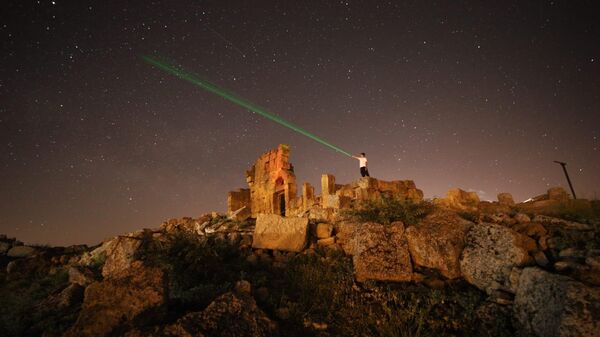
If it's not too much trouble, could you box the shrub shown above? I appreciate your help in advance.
[343,197,434,225]
[137,232,243,312]
[457,211,479,223]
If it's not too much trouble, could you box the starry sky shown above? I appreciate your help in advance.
[2,1,599,246]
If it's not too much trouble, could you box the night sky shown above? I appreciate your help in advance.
[2,1,599,246]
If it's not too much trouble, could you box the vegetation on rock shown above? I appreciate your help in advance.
[342,196,434,225]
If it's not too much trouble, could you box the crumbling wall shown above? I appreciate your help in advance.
[226,145,424,220]
[227,188,251,215]
[245,144,297,217]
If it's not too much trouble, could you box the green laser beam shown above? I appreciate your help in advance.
[142,55,353,157]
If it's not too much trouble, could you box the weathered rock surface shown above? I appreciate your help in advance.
[315,223,333,239]
[514,267,600,337]
[352,222,413,282]
[252,214,308,252]
[162,292,278,337]
[63,261,167,337]
[7,245,37,258]
[497,192,515,206]
[334,222,360,255]
[406,212,472,279]
[102,236,145,278]
[68,266,97,286]
[0,241,11,255]
[435,188,480,211]
[459,223,534,293]
[514,213,531,223]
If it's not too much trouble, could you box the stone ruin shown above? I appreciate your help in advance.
[227,144,424,221]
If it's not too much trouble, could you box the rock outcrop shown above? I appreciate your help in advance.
[102,235,147,278]
[252,214,308,252]
[7,245,37,258]
[64,261,167,337]
[161,292,278,337]
[459,223,535,294]
[513,267,600,337]
[406,211,473,279]
[435,188,480,211]
[497,192,515,206]
[352,222,413,282]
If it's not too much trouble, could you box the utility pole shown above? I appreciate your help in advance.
[554,161,577,199]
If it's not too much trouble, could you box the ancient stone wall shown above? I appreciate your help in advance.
[245,144,297,217]
[227,189,251,215]
[227,144,424,220]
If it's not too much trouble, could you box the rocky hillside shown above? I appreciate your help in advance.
[1,189,599,337]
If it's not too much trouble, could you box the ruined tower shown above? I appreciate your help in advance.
[227,144,298,218]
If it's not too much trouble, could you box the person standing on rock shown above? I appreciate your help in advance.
[352,153,370,177]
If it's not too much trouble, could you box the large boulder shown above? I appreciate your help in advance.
[63,261,167,337]
[435,188,480,211]
[102,236,145,278]
[459,223,535,294]
[514,267,600,337]
[334,222,360,255]
[0,241,11,255]
[162,292,278,337]
[7,245,37,258]
[352,222,413,282]
[497,192,515,206]
[252,214,308,252]
[406,212,473,279]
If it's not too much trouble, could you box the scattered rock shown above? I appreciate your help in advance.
[513,222,547,240]
[63,261,167,337]
[406,211,472,279]
[554,261,578,272]
[6,260,18,274]
[315,223,333,239]
[162,292,278,337]
[235,280,252,295]
[317,237,335,247]
[460,223,534,294]
[423,278,445,289]
[352,222,413,282]
[533,251,550,268]
[0,241,11,255]
[312,322,328,330]
[585,256,600,270]
[514,267,600,337]
[513,213,531,223]
[558,248,585,259]
[7,245,37,258]
[252,214,308,252]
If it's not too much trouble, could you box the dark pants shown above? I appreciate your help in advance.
[360,167,370,177]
